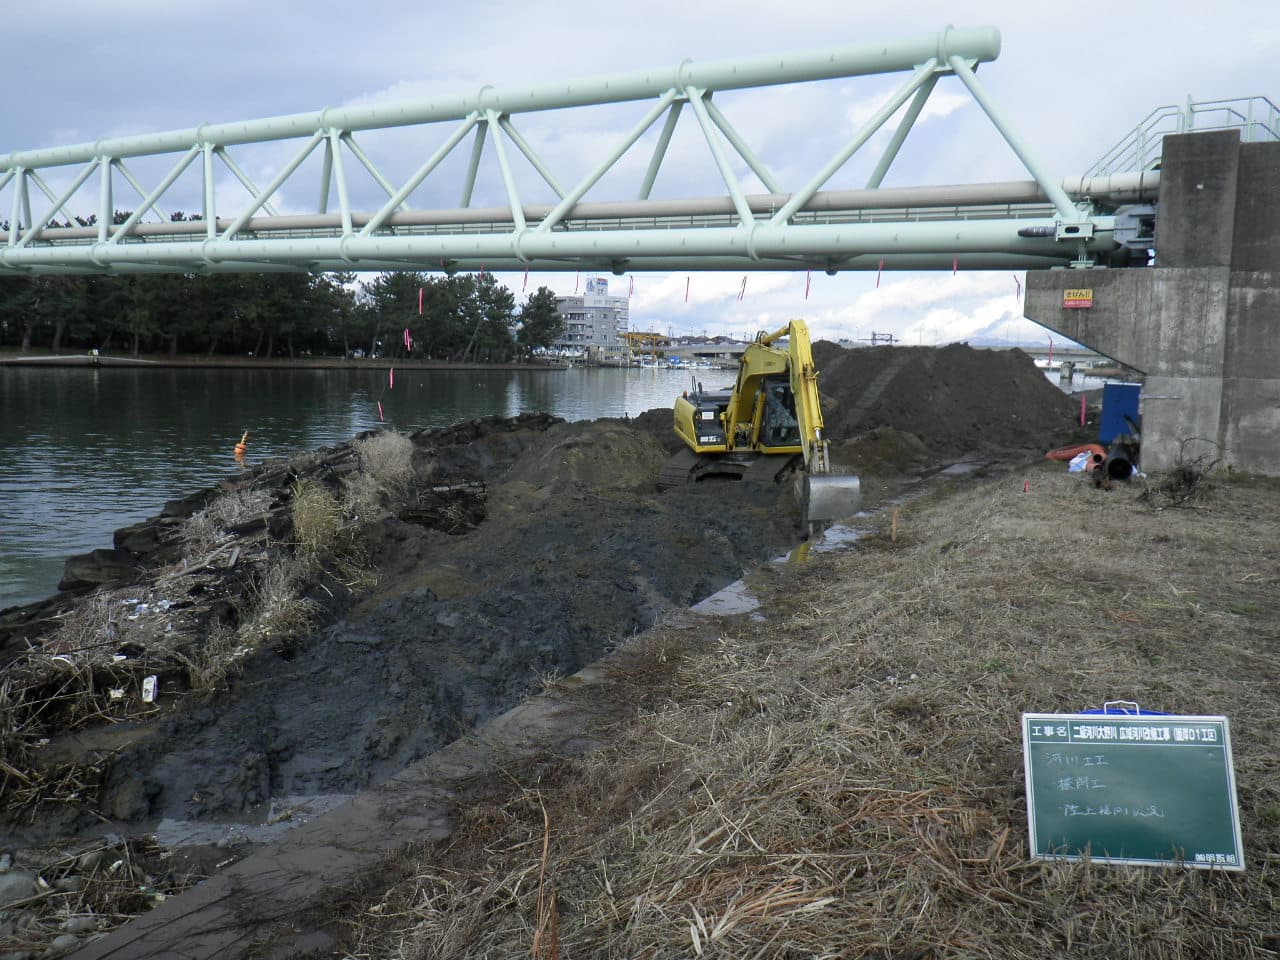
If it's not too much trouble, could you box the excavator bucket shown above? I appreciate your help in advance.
[802,472,862,524]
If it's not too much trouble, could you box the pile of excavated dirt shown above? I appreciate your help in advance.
[813,342,1082,456]
[0,345,1085,953]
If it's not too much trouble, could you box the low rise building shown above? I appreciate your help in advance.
[552,277,630,362]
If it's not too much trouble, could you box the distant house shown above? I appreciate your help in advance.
[552,277,629,363]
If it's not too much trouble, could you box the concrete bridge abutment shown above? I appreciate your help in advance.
[1025,131,1280,474]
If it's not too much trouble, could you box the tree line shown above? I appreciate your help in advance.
[0,268,565,361]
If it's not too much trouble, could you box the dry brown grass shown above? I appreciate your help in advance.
[183,486,273,556]
[342,466,1280,959]
[234,560,318,646]
[291,479,344,562]
[171,620,246,692]
[344,430,415,523]
[356,429,414,493]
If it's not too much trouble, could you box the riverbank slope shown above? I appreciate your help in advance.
[57,463,1280,960]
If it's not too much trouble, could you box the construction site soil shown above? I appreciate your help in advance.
[0,345,1086,953]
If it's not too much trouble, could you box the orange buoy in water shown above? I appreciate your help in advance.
[234,431,249,459]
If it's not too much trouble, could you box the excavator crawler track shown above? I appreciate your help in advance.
[657,449,700,490]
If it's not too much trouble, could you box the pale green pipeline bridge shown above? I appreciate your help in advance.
[0,26,1168,278]
[2,26,1277,474]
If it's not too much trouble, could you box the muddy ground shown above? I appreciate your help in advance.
[0,344,1086,952]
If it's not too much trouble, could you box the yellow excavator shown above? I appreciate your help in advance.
[664,319,861,529]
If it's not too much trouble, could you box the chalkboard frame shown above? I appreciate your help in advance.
[1022,712,1245,870]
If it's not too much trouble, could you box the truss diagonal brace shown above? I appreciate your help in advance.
[327,130,354,235]
[486,110,525,232]
[216,148,280,218]
[639,101,683,200]
[946,54,1077,220]
[685,87,756,236]
[360,113,481,237]
[865,74,938,189]
[341,133,404,205]
[497,117,565,199]
[460,123,488,209]
[16,161,98,247]
[114,158,173,224]
[220,132,324,240]
[108,145,201,243]
[535,89,679,235]
[704,98,781,194]
[772,58,938,226]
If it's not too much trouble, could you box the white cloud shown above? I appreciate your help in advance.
[844,81,972,136]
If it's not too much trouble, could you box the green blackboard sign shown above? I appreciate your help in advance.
[1022,713,1244,869]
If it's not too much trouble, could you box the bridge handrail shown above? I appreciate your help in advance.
[1086,96,1280,177]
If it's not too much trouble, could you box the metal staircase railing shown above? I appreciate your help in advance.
[1086,96,1279,177]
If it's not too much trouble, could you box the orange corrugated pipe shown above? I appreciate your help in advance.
[1044,442,1106,466]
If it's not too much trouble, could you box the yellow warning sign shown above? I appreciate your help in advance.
[1063,288,1094,309]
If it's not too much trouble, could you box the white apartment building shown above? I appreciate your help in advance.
[552,277,629,361]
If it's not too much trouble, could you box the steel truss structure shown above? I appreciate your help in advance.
[0,26,1129,277]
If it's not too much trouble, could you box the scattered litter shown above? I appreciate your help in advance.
[141,675,158,703]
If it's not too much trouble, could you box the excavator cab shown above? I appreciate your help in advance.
[759,378,801,449]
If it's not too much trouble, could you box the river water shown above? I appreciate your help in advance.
[0,364,701,609]
[0,362,1107,610]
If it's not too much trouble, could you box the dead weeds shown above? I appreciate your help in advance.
[341,466,1280,960]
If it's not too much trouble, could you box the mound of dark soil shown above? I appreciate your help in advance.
[812,342,1080,455]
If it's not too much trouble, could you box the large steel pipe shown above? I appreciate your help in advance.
[0,172,1155,247]
[0,217,1114,275]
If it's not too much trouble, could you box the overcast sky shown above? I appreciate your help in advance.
[5,0,1274,346]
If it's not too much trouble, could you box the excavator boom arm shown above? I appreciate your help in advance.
[755,321,830,474]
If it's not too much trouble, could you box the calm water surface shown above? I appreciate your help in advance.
[0,365,701,608]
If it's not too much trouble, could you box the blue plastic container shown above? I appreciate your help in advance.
[1099,382,1141,444]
